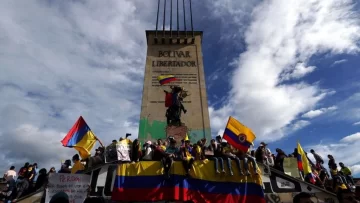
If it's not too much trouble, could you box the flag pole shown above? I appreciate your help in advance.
[95,136,104,148]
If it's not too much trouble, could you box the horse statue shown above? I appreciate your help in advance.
[164,86,190,126]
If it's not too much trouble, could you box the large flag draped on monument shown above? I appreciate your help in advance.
[61,116,97,159]
[223,116,256,152]
[111,161,265,203]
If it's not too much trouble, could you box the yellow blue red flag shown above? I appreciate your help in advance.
[157,75,176,85]
[61,116,97,159]
[297,142,312,175]
[111,161,265,203]
[223,116,256,152]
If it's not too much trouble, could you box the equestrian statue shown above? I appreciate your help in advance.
[164,86,189,126]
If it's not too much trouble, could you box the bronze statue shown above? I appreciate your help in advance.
[164,85,189,126]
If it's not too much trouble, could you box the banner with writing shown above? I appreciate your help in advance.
[283,157,300,178]
[117,139,132,161]
[45,173,91,203]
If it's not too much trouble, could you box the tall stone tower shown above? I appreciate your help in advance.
[138,0,211,144]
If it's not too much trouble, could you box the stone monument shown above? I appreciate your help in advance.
[138,0,211,144]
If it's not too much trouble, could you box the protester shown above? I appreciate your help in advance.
[255,143,266,164]
[32,163,39,184]
[207,139,225,174]
[34,168,47,191]
[142,141,154,161]
[340,162,356,186]
[48,167,56,175]
[3,166,16,179]
[180,139,194,176]
[328,154,336,169]
[16,163,30,199]
[164,139,179,178]
[59,160,72,173]
[275,148,287,172]
[26,164,36,192]
[131,139,142,163]
[0,175,16,202]
[71,154,85,174]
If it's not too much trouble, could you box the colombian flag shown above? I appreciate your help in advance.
[111,161,265,203]
[223,116,256,152]
[61,116,97,159]
[158,75,176,85]
[297,142,312,175]
[297,153,303,171]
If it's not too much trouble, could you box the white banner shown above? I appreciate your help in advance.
[117,140,132,161]
[45,173,90,203]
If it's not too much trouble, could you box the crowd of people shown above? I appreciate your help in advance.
[252,142,356,193]
[0,154,91,202]
[1,133,358,203]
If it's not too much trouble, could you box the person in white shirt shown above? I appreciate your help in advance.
[3,166,16,179]
[260,142,274,167]
[142,141,154,161]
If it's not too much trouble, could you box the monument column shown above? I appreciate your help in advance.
[138,0,211,144]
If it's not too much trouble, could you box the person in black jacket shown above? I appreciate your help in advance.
[34,168,47,191]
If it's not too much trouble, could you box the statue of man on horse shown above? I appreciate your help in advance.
[164,85,189,126]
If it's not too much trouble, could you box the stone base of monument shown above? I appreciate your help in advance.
[166,125,188,144]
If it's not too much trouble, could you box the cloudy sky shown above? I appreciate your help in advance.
[1,0,360,176]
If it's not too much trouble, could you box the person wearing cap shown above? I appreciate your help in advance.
[180,140,194,176]
[164,139,179,178]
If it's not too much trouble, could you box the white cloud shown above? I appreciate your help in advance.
[340,132,360,143]
[333,93,360,123]
[353,121,360,126]
[285,120,311,134]
[332,59,348,66]
[207,0,261,42]
[209,0,360,142]
[281,63,316,81]
[350,165,360,175]
[0,0,156,171]
[308,132,360,175]
[302,106,338,119]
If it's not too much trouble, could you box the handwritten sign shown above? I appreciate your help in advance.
[117,140,132,161]
[45,173,90,203]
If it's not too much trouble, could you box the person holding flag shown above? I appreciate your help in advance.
[180,134,194,177]
[297,142,315,183]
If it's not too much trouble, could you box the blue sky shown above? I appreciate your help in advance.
[1,0,360,175]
